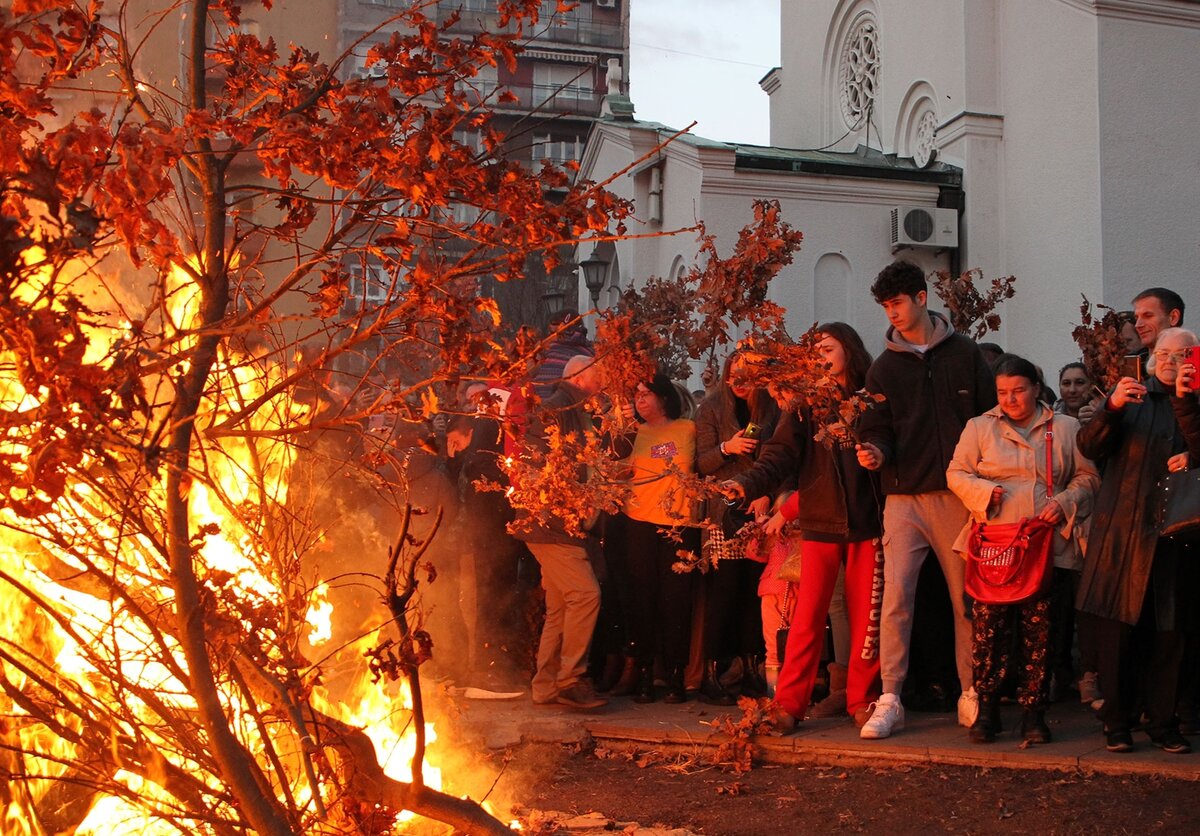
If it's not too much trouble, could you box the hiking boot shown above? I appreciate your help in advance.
[969,698,1001,744]
[859,693,904,739]
[958,686,980,728]
[699,660,736,706]
[606,657,638,697]
[740,655,769,698]
[1021,709,1052,744]
[555,680,607,710]
[663,667,687,704]
[1148,730,1192,755]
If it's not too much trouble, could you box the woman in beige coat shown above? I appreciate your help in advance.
[947,354,1100,744]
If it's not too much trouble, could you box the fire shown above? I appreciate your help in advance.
[0,251,474,831]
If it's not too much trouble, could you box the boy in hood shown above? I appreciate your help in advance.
[854,260,996,739]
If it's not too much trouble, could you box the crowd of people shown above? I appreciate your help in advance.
[432,264,1200,755]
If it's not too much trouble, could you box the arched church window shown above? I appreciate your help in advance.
[839,17,880,129]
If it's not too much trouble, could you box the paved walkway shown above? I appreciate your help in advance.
[450,690,1200,781]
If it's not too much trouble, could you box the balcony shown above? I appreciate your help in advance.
[494,82,600,116]
[436,0,623,49]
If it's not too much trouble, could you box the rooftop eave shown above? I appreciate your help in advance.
[733,146,963,188]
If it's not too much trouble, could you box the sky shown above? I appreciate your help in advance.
[628,0,780,147]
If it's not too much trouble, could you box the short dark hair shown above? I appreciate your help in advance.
[1133,288,1185,324]
[1057,361,1089,382]
[992,353,1042,388]
[817,322,873,391]
[447,414,479,437]
[870,260,928,304]
[640,373,683,421]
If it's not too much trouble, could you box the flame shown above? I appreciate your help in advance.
[305,581,334,646]
[0,250,481,831]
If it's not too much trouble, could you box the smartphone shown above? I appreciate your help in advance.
[1120,354,1143,383]
[1186,345,1200,391]
[744,422,762,440]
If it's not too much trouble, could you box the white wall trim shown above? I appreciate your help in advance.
[938,110,1005,145]
[1051,0,1200,27]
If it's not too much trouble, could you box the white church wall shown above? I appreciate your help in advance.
[696,165,950,357]
[986,0,1105,373]
[1096,13,1200,321]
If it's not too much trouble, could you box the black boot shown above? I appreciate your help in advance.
[740,655,769,698]
[969,697,1002,743]
[632,665,655,704]
[1021,708,1052,744]
[663,667,687,704]
[699,660,736,706]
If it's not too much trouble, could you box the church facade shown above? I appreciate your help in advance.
[579,0,1200,376]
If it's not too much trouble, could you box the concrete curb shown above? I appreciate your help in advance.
[453,692,1200,782]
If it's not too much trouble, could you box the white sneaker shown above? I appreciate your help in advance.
[859,693,904,739]
[957,687,979,728]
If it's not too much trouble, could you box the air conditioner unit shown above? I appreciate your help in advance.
[889,206,958,250]
[595,0,617,8]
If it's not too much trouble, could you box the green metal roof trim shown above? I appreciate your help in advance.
[733,143,962,186]
[602,119,961,186]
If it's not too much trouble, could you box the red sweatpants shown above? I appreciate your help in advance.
[776,539,883,719]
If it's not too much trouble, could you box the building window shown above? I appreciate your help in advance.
[453,129,484,155]
[912,109,937,167]
[347,263,390,305]
[532,62,595,111]
[839,17,880,129]
[532,133,583,165]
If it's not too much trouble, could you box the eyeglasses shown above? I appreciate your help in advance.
[1152,349,1191,362]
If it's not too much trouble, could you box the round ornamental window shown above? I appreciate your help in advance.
[913,109,937,168]
[839,19,880,129]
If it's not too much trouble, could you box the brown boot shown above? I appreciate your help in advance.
[606,657,638,697]
[807,662,848,719]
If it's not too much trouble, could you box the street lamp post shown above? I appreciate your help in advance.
[579,252,609,307]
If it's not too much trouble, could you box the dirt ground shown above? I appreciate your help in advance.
[510,742,1200,835]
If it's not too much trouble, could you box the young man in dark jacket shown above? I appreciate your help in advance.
[854,261,996,739]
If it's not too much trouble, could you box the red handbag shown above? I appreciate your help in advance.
[964,427,1056,605]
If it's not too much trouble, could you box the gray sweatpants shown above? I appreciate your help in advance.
[879,491,973,696]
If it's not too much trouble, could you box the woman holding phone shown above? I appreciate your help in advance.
[1076,327,1197,753]
[694,352,780,703]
